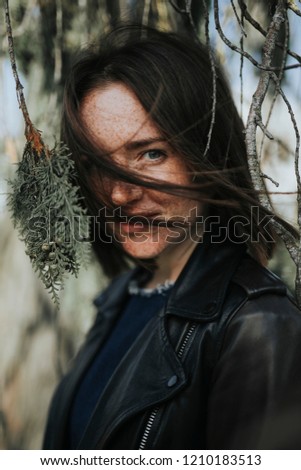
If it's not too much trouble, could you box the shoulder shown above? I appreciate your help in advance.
[231,255,300,320]
[219,256,301,352]
[209,258,301,403]
[218,255,300,323]
[232,255,292,300]
[207,258,301,450]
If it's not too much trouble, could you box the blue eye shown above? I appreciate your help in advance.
[143,150,165,161]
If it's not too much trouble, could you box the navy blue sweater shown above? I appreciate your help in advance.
[68,283,173,449]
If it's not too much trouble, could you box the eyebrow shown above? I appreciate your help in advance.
[124,137,167,151]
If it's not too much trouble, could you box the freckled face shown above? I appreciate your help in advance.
[80,83,202,260]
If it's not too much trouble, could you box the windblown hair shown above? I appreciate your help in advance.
[62,24,287,278]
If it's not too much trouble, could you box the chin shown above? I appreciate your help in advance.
[120,239,168,261]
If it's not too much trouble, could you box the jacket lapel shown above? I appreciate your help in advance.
[78,311,187,449]
[44,269,136,449]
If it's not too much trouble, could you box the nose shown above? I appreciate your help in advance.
[109,179,143,207]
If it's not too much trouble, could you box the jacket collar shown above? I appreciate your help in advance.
[95,237,246,324]
[166,237,246,321]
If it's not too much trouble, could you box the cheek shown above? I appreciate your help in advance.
[150,191,202,216]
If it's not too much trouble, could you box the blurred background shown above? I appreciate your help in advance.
[0,0,300,449]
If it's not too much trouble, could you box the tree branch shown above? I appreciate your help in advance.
[258,6,289,160]
[237,0,301,64]
[169,0,200,42]
[287,0,301,16]
[244,0,286,206]
[214,0,300,71]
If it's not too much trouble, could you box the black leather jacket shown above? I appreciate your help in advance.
[43,240,301,450]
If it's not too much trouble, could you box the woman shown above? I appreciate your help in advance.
[43,25,301,450]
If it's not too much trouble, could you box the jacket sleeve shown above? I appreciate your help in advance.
[206,294,301,450]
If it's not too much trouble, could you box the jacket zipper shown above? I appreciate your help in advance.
[138,322,197,449]
[138,406,160,450]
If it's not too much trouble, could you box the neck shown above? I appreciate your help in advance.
[145,237,199,289]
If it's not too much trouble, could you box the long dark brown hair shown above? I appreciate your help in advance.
[62,25,291,278]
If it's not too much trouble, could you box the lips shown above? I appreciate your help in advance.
[117,217,190,236]
[118,213,161,234]
[110,208,191,236]
[113,208,159,222]
[123,213,160,222]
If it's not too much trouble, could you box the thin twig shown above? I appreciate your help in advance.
[267,191,298,195]
[202,0,217,158]
[4,0,46,157]
[274,136,298,158]
[270,71,301,303]
[230,0,247,118]
[271,72,301,224]
[257,120,274,140]
[239,5,244,117]
[230,0,247,36]
[261,173,279,187]
[284,63,301,69]
[4,0,32,133]
[237,0,266,35]
[214,0,268,70]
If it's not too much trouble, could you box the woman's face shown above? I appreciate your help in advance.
[80,83,202,261]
